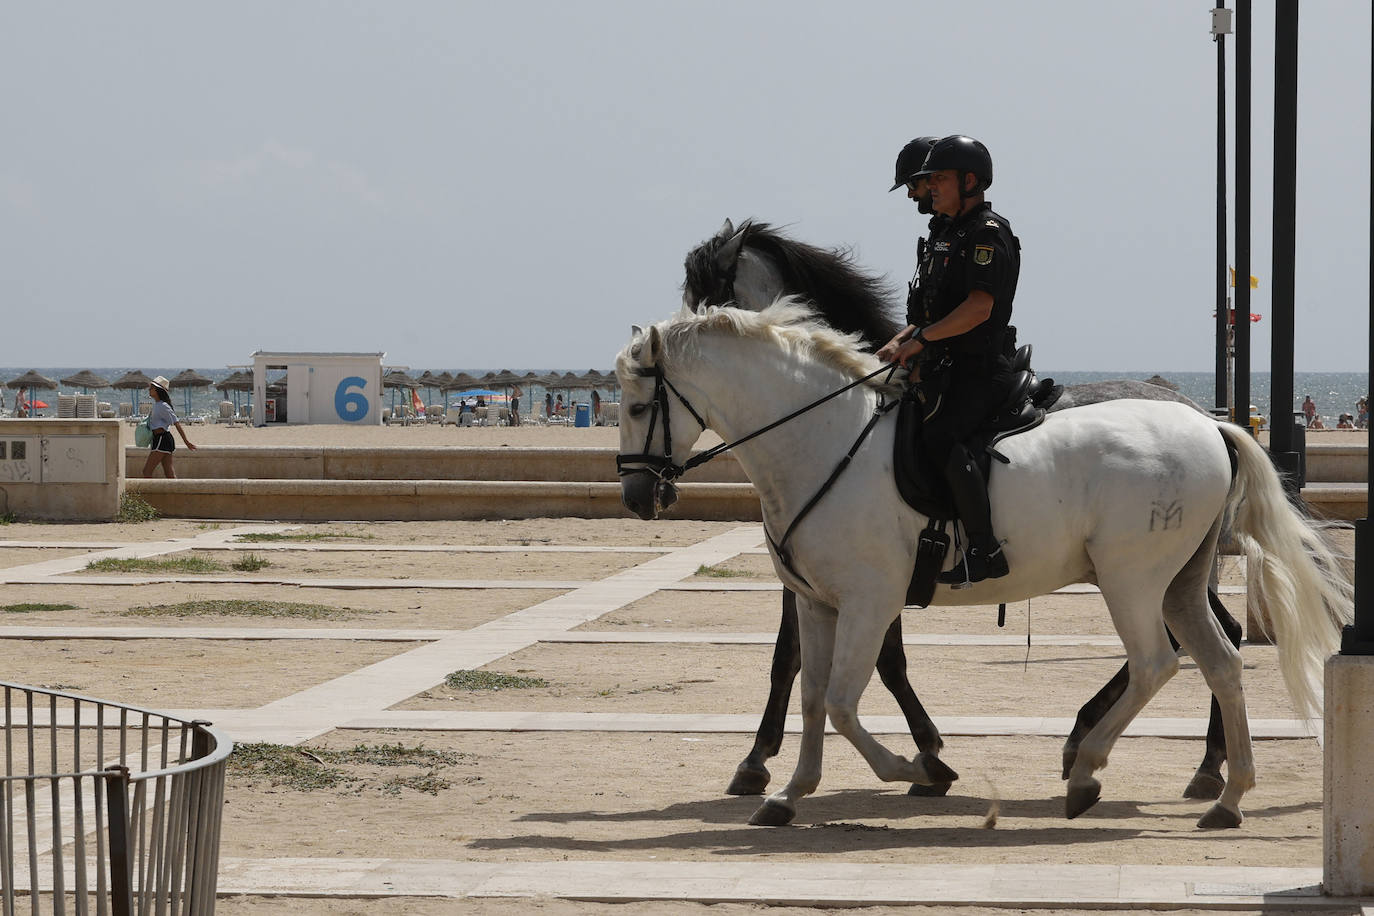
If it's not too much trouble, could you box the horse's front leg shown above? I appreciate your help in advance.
[827,604,958,790]
[728,590,801,796]
[874,616,952,796]
[750,595,834,826]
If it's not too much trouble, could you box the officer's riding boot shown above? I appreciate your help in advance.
[937,444,1008,586]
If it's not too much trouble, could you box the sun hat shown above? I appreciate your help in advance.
[150,375,171,397]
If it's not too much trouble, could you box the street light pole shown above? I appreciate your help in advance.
[1345,6,1374,657]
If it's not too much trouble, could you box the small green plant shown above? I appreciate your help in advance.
[228,742,467,794]
[195,523,222,531]
[444,670,549,691]
[0,510,17,525]
[85,555,224,574]
[695,563,752,578]
[233,531,374,542]
[230,553,271,571]
[381,773,451,796]
[227,743,351,791]
[116,492,158,523]
[2,602,79,614]
[125,599,361,620]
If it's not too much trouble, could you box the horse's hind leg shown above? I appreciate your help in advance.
[1162,520,1254,828]
[1183,588,1244,800]
[751,595,835,826]
[1063,584,1237,799]
[728,590,801,796]
[873,615,951,797]
[1065,566,1179,819]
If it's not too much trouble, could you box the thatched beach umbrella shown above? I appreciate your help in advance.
[383,370,419,413]
[170,369,214,416]
[59,370,112,393]
[6,370,56,415]
[7,369,57,391]
[215,370,254,411]
[442,372,479,395]
[111,370,156,412]
[416,370,441,406]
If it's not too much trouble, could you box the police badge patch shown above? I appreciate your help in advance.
[973,245,994,266]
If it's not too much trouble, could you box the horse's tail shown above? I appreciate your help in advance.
[1217,423,1354,718]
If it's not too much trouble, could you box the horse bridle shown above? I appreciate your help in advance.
[614,365,708,484]
[616,359,901,576]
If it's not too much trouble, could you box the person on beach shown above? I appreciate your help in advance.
[1357,396,1367,429]
[878,135,944,357]
[555,393,564,417]
[1338,413,1355,429]
[510,385,522,427]
[143,376,197,478]
[1302,395,1316,427]
[1309,414,1326,431]
[876,135,1020,584]
[545,391,553,420]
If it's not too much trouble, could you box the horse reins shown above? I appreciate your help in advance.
[616,360,902,580]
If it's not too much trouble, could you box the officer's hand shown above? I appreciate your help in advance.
[892,338,925,369]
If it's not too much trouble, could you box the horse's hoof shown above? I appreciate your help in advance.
[1065,781,1101,819]
[1183,770,1226,801]
[907,781,952,797]
[918,753,959,786]
[748,799,796,827]
[1197,803,1242,829]
[1061,748,1077,781]
[726,762,770,796]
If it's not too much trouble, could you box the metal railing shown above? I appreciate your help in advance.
[0,682,232,915]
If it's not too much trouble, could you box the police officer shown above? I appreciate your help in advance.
[877,135,1019,584]
[881,135,947,358]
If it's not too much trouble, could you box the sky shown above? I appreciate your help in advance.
[1,1,1370,373]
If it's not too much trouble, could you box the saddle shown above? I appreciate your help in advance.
[895,344,1061,606]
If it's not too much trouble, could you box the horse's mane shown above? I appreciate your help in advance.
[621,299,897,394]
[683,221,902,349]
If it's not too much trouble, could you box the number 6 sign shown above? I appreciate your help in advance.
[335,377,369,422]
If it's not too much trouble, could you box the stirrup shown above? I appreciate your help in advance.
[938,542,1008,588]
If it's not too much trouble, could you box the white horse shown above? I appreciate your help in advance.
[616,301,1352,830]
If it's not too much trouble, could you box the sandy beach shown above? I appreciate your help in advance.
[173,421,729,449]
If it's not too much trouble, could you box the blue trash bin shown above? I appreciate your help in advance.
[574,403,591,427]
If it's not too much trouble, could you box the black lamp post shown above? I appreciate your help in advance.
[1344,7,1374,657]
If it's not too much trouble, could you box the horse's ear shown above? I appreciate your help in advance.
[715,225,748,272]
[715,218,734,240]
[631,324,643,338]
[647,325,663,363]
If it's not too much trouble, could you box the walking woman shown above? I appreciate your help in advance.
[142,375,197,477]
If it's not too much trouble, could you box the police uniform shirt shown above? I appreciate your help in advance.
[923,201,1019,354]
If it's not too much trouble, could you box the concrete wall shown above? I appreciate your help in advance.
[127,478,761,521]
[124,446,750,483]
[0,419,125,520]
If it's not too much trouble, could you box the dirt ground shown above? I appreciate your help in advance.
[0,581,565,630]
[1,639,423,705]
[221,729,1323,869]
[0,511,1350,912]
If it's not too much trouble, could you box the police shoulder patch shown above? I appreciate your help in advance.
[973,245,994,266]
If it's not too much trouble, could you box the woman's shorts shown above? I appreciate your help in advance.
[150,430,175,454]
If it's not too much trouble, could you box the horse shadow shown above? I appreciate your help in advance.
[483,789,1322,856]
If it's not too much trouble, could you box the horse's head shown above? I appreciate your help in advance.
[614,321,705,520]
[682,219,785,314]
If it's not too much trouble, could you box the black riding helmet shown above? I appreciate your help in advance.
[889,136,940,192]
[915,135,993,192]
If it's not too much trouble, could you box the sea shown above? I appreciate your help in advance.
[2,366,1369,425]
